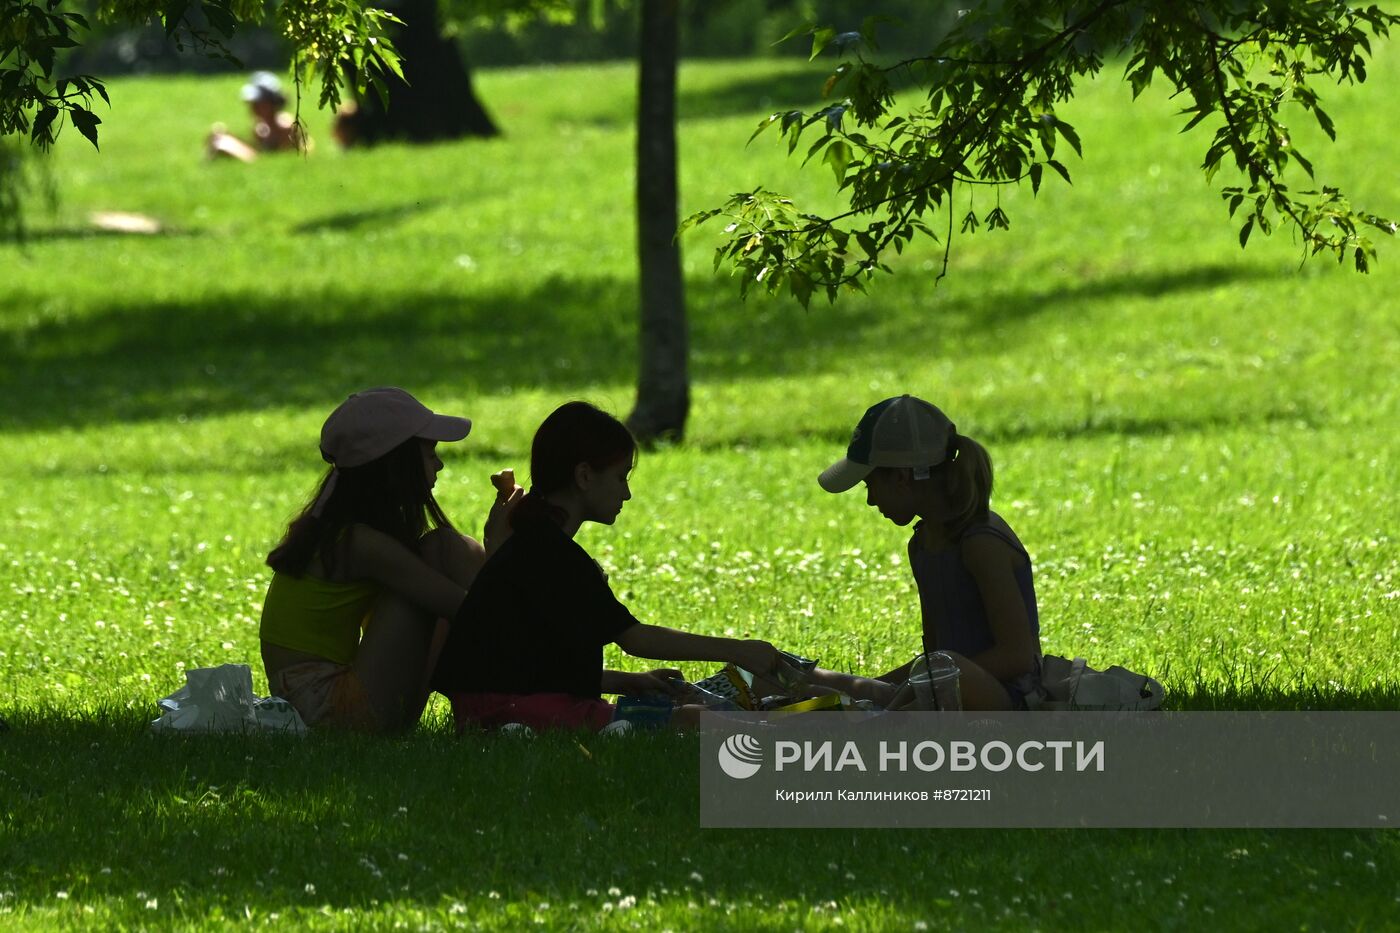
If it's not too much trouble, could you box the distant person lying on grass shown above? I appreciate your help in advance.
[807,395,1045,711]
[431,401,792,733]
[206,71,307,163]
[260,387,522,733]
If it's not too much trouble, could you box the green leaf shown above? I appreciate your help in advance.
[1047,159,1072,185]
[1029,162,1043,195]
[748,115,779,145]
[1315,108,1337,141]
[1239,216,1254,248]
[823,140,852,182]
[31,105,59,144]
[70,107,101,150]
[678,209,722,236]
[1056,119,1082,156]
[810,27,836,62]
[775,21,814,47]
[203,0,239,38]
[1179,106,1212,133]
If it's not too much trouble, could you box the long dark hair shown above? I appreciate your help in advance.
[512,401,637,528]
[267,438,452,576]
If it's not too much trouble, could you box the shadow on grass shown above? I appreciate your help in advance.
[557,66,832,130]
[290,200,444,235]
[0,262,1277,434]
[0,708,1391,924]
[676,67,831,123]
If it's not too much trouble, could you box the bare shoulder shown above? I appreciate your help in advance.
[342,523,409,568]
[959,513,1026,569]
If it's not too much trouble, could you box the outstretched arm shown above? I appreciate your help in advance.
[600,667,685,698]
[615,623,781,676]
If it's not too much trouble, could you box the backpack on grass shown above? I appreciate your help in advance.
[1027,655,1165,712]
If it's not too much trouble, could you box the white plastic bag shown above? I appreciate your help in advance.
[151,663,307,735]
[1027,655,1165,712]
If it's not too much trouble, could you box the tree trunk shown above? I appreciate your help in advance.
[344,0,499,145]
[627,0,689,444]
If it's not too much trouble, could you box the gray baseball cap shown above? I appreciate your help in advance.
[818,395,956,492]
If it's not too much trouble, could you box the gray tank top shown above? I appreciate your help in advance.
[908,516,1042,694]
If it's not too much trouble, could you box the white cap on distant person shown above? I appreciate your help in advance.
[818,395,957,492]
[241,71,285,103]
[320,387,471,468]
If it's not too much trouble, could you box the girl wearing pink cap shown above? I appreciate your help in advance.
[259,387,521,733]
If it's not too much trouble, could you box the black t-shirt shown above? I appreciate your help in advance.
[432,516,640,698]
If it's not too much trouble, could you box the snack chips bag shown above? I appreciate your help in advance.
[667,677,741,711]
[693,665,757,710]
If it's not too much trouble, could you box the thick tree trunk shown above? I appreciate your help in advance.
[345,0,499,145]
[627,0,689,444]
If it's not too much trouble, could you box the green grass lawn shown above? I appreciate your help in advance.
[1,46,1398,928]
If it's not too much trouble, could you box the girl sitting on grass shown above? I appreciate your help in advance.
[432,401,788,732]
[812,394,1044,711]
[260,387,521,733]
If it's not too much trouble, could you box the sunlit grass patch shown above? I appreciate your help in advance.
[1,50,1398,929]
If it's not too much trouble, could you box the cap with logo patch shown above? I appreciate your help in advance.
[818,395,956,493]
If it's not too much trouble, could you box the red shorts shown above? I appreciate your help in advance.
[447,692,615,733]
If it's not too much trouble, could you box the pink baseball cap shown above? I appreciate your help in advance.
[320,387,471,468]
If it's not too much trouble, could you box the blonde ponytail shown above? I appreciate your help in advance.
[943,433,993,534]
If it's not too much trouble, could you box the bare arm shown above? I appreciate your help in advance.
[483,470,524,556]
[342,524,467,620]
[614,623,781,675]
[600,667,684,697]
[961,534,1038,682]
[876,657,916,683]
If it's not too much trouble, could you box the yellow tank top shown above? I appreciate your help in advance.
[259,572,380,664]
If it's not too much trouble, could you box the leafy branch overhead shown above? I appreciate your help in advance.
[684,1,1400,307]
[0,0,405,151]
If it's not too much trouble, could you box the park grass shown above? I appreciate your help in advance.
[1,46,1398,929]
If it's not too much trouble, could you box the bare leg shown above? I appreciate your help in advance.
[416,529,486,704]
[941,651,1015,711]
[354,529,485,733]
[803,668,900,705]
[355,594,436,732]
